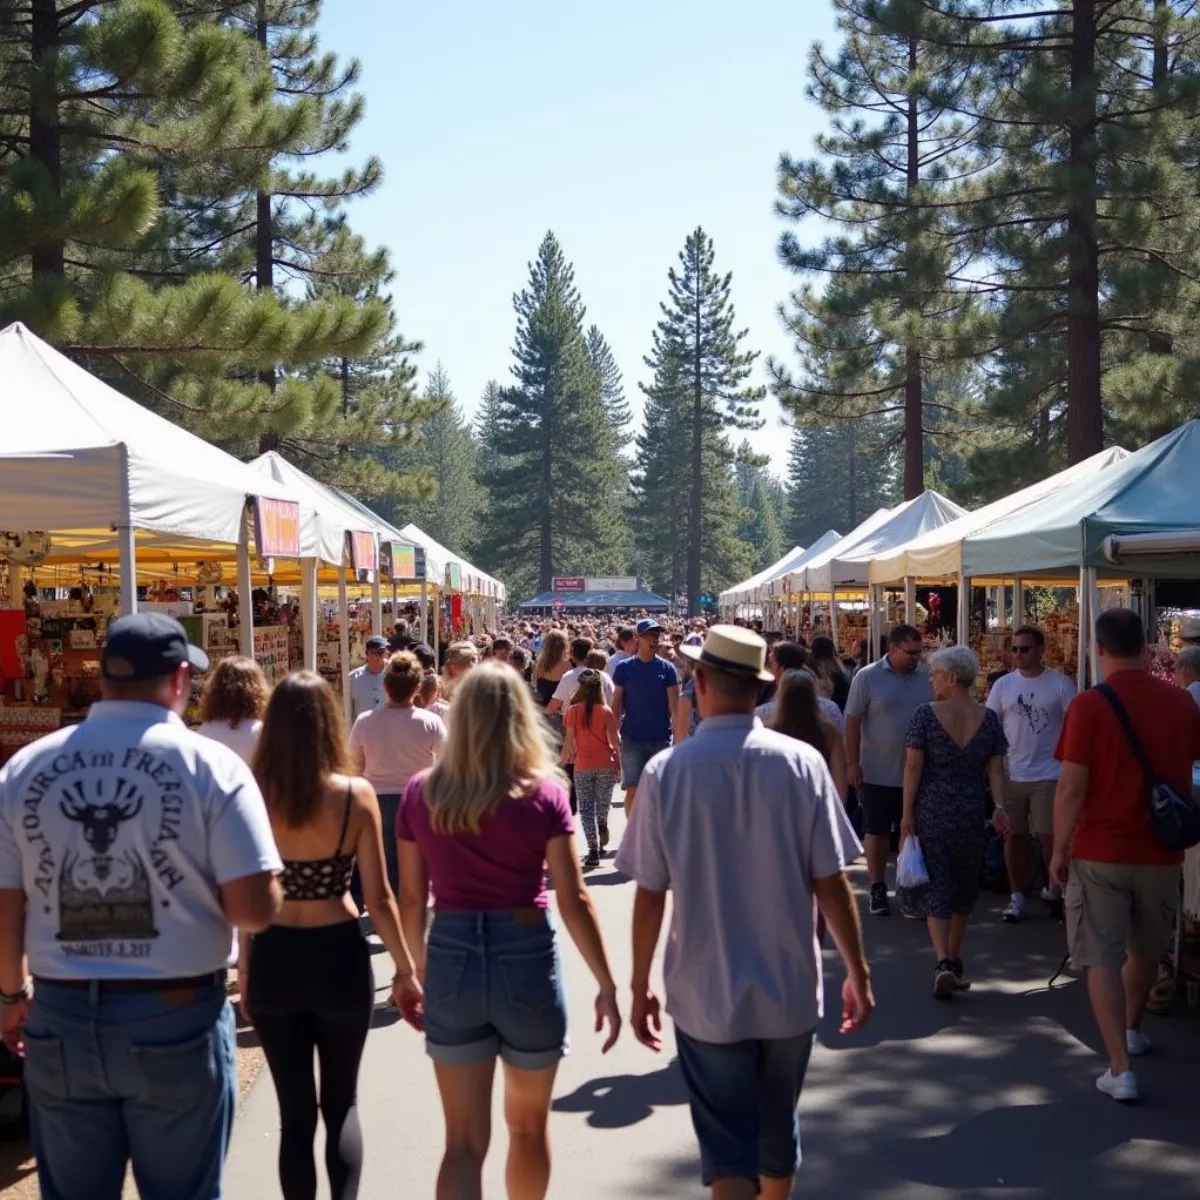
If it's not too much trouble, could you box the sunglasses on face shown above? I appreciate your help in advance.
[1012,645,1037,654]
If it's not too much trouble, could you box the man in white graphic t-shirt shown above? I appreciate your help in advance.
[0,613,282,1200]
[986,624,1076,922]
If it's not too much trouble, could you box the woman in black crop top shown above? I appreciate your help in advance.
[241,672,422,1200]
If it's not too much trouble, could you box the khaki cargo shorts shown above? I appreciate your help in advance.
[1004,779,1057,838]
[1065,859,1181,970]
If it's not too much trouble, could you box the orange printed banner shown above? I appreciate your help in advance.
[253,498,301,559]
[349,531,377,573]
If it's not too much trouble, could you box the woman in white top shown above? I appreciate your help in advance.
[196,656,269,764]
[349,651,447,897]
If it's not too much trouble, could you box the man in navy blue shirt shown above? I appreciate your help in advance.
[613,618,680,818]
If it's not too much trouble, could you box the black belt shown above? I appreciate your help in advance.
[33,970,227,995]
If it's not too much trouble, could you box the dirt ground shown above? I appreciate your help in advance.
[0,977,265,1199]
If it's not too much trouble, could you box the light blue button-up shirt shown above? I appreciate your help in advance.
[616,713,861,1043]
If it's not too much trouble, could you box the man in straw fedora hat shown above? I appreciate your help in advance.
[617,624,873,1200]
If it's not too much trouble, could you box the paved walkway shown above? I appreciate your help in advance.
[225,809,1200,1198]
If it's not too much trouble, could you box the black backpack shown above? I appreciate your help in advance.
[1096,683,1200,852]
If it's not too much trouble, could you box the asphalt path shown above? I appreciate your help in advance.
[225,803,1200,1199]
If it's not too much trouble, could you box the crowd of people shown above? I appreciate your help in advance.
[0,600,1197,1199]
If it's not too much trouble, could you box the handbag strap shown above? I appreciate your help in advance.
[1095,683,1156,786]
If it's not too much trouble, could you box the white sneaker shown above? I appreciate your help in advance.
[1126,1029,1151,1056]
[1002,894,1025,923]
[1096,1069,1138,1103]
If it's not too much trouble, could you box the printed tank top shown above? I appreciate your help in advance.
[279,785,355,901]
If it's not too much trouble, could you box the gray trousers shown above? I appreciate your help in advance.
[574,768,615,854]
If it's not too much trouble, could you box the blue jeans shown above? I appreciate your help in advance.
[23,981,236,1200]
[675,1026,815,1187]
[378,792,402,896]
[621,738,669,789]
[423,910,568,1070]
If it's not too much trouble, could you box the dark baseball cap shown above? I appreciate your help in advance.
[366,636,389,652]
[410,642,436,668]
[101,613,210,682]
[636,618,662,637]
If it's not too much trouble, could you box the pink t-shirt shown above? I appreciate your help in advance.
[397,772,574,910]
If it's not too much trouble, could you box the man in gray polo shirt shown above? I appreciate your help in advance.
[846,623,933,916]
[617,625,872,1200]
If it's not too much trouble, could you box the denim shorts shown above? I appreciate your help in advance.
[621,738,669,789]
[423,910,568,1071]
[675,1026,816,1187]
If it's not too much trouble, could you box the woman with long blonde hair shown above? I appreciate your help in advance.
[244,672,422,1200]
[532,629,569,708]
[398,662,620,1200]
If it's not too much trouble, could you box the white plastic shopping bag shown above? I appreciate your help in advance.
[896,835,930,890]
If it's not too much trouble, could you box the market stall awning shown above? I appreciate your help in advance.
[757,530,846,599]
[799,491,968,593]
[868,447,1129,585]
[249,452,385,568]
[397,523,505,602]
[519,588,670,611]
[719,545,807,605]
[963,420,1200,579]
[0,322,301,546]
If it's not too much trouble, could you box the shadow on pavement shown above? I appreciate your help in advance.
[552,1060,689,1129]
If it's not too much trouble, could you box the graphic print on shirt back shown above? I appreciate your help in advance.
[1015,692,1051,736]
[59,776,156,941]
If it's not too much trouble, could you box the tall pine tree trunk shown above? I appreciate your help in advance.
[1065,0,1104,462]
[255,0,279,452]
[688,310,703,618]
[903,34,923,498]
[1145,0,1174,418]
[29,0,63,281]
[847,426,858,529]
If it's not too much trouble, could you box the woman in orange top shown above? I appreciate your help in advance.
[560,669,621,869]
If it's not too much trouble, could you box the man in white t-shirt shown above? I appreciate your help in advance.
[604,625,636,677]
[0,613,282,1200]
[986,624,1076,922]
[547,637,615,717]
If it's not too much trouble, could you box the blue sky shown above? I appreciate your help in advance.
[319,0,839,475]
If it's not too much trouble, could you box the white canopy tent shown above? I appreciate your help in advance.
[869,449,1128,587]
[719,545,807,613]
[0,322,303,638]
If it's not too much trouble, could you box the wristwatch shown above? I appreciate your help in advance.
[0,982,30,1006]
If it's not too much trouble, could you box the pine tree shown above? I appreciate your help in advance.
[645,228,763,615]
[585,325,633,449]
[774,0,981,499]
[475,232,627,596]
[631,344,753,599]
[911,0,1200,465]
[375,364,481,552]
[786,421,898,547]
[745,476,785,571]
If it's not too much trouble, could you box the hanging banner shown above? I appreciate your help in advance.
[380,542,417,579]
[348,531,377,574]
[414,545,426,581]
[585,576,636,592]
[451,593,463,632]
[552,577,587,592]
[445,563,462,591]
[253,498,301,559]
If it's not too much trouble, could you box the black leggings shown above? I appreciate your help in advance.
[248,921,374,1200]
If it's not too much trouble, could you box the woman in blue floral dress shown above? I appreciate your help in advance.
[901,645,1010,999]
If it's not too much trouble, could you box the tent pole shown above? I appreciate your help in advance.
[830,586,839,650]
[1077,566,1089,691]
[904,576,916,626]
[371,551,383,640]
[1013,577,1024,628]
[236,512,254,660]
[338,564,351,726]
[391,576,398,618]
[956,573,970,646]
[432,586,441,670]
[1087,567,1101,686]
[118,525,138,616]
[420,578,429,647]
[300,558,317,671]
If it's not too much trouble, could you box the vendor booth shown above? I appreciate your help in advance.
[718,545,808,621]
[793,491,967,656]
[868,448,1129,672]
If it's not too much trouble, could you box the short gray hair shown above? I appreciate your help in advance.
[1177,646,1200,675]
[928,644,979,687]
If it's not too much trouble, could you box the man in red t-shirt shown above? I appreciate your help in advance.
[1052,608,1200,1103]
